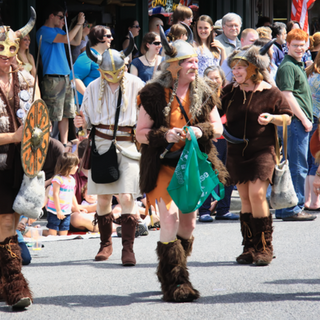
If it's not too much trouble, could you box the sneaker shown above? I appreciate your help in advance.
[215,212,239,220]
[198,214,214,222]
[116,222,149,238]
[282,211,317,221]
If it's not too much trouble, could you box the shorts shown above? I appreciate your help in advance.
[47,211,71,231]
[41,75,75,122]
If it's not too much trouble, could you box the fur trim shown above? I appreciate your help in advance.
[0,235,33,306]
[194,122,214,145]
[176,235,194,257]
[228,45,270,70]
[156,240,200,302]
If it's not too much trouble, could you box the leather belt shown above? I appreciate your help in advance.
[95,124,133,133]
[45,74,69,78]
[95,129,133,141]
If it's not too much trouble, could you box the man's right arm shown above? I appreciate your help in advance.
[281,91,312,132]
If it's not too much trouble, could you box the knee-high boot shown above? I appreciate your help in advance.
[94,213,114,261]
[156,240,200,302]
[177,235,194,257]
[236,212,254,264]
[121,214,137,266]
[252,215,273,266]
[0,235,32,308]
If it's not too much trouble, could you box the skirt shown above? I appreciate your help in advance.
[87,136,140,199]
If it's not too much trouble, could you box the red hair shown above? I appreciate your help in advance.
[287,29,308,44]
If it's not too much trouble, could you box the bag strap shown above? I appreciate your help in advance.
[274,115,288,165]
[113,88,122,140]
[175,95,190,123]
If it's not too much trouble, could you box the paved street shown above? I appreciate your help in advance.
[1,199,320,320]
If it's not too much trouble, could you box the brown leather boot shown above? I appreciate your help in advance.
[177,235,194,257]
[0,235,32,308]
[94,213,114,261]
[252,215,273,266]
[236,212,255,264]
[156,240,200,302]
[121,214,137,266]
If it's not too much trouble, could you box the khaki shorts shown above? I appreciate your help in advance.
[41,75,75,122]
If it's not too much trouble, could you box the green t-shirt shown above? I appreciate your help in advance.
[276,54,313,121]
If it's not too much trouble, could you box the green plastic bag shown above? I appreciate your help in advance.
[167,127,225,214]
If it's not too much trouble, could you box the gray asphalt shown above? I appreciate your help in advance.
[1,194,320,320]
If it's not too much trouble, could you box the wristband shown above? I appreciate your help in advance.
[316,171,320,177]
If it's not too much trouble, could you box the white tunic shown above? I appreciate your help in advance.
[81,73,145,197]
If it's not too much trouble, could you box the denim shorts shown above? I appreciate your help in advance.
[47,212,71,231]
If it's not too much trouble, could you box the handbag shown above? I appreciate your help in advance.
[167,127,225,214]
[90,88,122,184]
[270,116,298,209]
[13,171,45,219]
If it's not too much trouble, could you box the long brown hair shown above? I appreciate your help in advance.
[306,50,320,77]
[193,15,219,59]
[54,152,79,177]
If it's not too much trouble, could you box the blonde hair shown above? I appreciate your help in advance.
[310,32,320,50]
[256,27,272,40]
[17,34,33,70]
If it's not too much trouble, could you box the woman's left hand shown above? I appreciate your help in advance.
[184,126,203,140]
[258,113,273,126]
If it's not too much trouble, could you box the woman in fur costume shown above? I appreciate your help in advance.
[221,41,293,266]
[136,26,227,302]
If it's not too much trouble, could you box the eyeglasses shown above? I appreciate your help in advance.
[152,41,161,46]
[103,34,113,39]
[55,14,64,20]
[132,25,140,28]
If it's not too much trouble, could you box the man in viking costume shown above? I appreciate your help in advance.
[74,33,144,266]
[136,26,227,302]
[0,7,36,309]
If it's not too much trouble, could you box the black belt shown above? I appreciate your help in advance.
[45,74,69,78]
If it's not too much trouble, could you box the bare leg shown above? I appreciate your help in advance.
[248,179,269,218]
[158,199,179,243]
[306,175,320,209]
[58,117,69,145]
[0,213,20,242]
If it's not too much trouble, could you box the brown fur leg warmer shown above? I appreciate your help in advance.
[156,240,200,302]
[0,235,32,308]
[252,215,273,266]
[176,235,194,257]
[95,213,114,261]
[121,214,137,266]
[236,212,255,264]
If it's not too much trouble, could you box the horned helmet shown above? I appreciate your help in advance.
[86,31,134,83]
[0,7,36,58]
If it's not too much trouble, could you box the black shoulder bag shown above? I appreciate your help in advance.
[91,88,122,184]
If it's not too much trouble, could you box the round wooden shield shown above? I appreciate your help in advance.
[21,99,50,178]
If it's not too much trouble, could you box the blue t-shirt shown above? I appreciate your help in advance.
[70,49,100,105]
[131,57,154,82]
[36,26,70,76]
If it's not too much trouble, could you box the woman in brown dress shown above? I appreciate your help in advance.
[221,42,293,266]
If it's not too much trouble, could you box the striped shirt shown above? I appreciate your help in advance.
[47,175,75,215]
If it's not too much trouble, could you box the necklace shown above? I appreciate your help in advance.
[0,72,13,101]
[145,54,157,66]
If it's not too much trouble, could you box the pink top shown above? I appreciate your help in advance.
[47,175,75,215]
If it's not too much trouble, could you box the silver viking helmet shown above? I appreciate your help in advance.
[86,31,134,83]
[0,7,36,58]
[160,24,197,65]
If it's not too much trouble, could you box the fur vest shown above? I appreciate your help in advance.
[0,65,34,170]
[138,77,228,194]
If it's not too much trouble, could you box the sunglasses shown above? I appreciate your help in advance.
[103,34,112,39]
[55,14,64,20]
[132,25,140,28]
[152,41,161,46]
[84,24,92,28]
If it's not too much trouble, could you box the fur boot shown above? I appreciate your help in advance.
[177,235,194,257]
[252,215,273,266]
[236,212,255,264]
[156,240,200,302]
[0,235,32,308]
[94,213,114,261]
[0,267,4,302]
[121,214,137,266]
